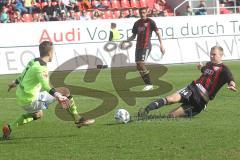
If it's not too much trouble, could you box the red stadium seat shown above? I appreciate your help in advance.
[111,0,121,9]
[124,10,129,16]
[130,0,140,8]
[103,10,113,19]
[101,0,111,9]
[22,14,33,22]
[121,0,131,8]
[167,12,174,16]
[114,10,120,18]
[139,0,147,7]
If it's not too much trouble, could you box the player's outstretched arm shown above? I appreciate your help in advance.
[126,33,136,42]
[197,62,204,70]
[227,81,237,92]
[197,62,208,73]
[119,34,136,50]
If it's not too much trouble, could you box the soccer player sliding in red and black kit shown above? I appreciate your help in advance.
[125,7,165,91]
[139,46,237,117]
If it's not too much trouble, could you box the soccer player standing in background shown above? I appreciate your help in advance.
[139,46,237,117]
[2,41,94,139]
[125,7,165,91]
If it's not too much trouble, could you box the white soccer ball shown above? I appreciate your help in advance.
[114,109,130,124]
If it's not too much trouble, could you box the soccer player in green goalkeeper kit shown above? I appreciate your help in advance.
[2,41,95,140]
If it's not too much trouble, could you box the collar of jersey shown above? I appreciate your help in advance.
[211,62,223,67]
[34,58,47,66]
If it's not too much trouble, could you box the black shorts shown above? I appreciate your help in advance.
[178,84,207,117]
[135,48,151,62]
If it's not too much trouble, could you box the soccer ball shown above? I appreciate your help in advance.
[114,109,130,124]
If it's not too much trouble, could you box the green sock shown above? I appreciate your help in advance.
[67,97,81,122]
[9,113,34,130]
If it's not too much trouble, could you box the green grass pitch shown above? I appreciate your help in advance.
[0,61,239,160]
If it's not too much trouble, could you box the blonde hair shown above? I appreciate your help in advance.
[211,46,223,55]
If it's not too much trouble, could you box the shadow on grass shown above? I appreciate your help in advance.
[104,114,194,126]
[0,134,77,143]
[104,120,134,126]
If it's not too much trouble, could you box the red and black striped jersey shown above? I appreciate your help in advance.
[132,18,158,49]
[193,62,234,100]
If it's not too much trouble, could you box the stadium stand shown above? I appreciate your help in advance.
[139,0,148,7]
[121,0,131,9]
[101,0,111,9]
[114,10,121,18]
[5,0,240,23]
[22,13,33,22]
[0,0,172,22]
[103,9,114,19]
[111,0,121,9]
[41,1,48,9]
[74,11,81,20]
[92,0,101,8]
[131,0,140,8]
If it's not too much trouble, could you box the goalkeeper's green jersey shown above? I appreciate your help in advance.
[15,58,52,106]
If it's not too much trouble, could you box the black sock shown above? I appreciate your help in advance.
[145,98,168,112]
[141,72,152,85]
